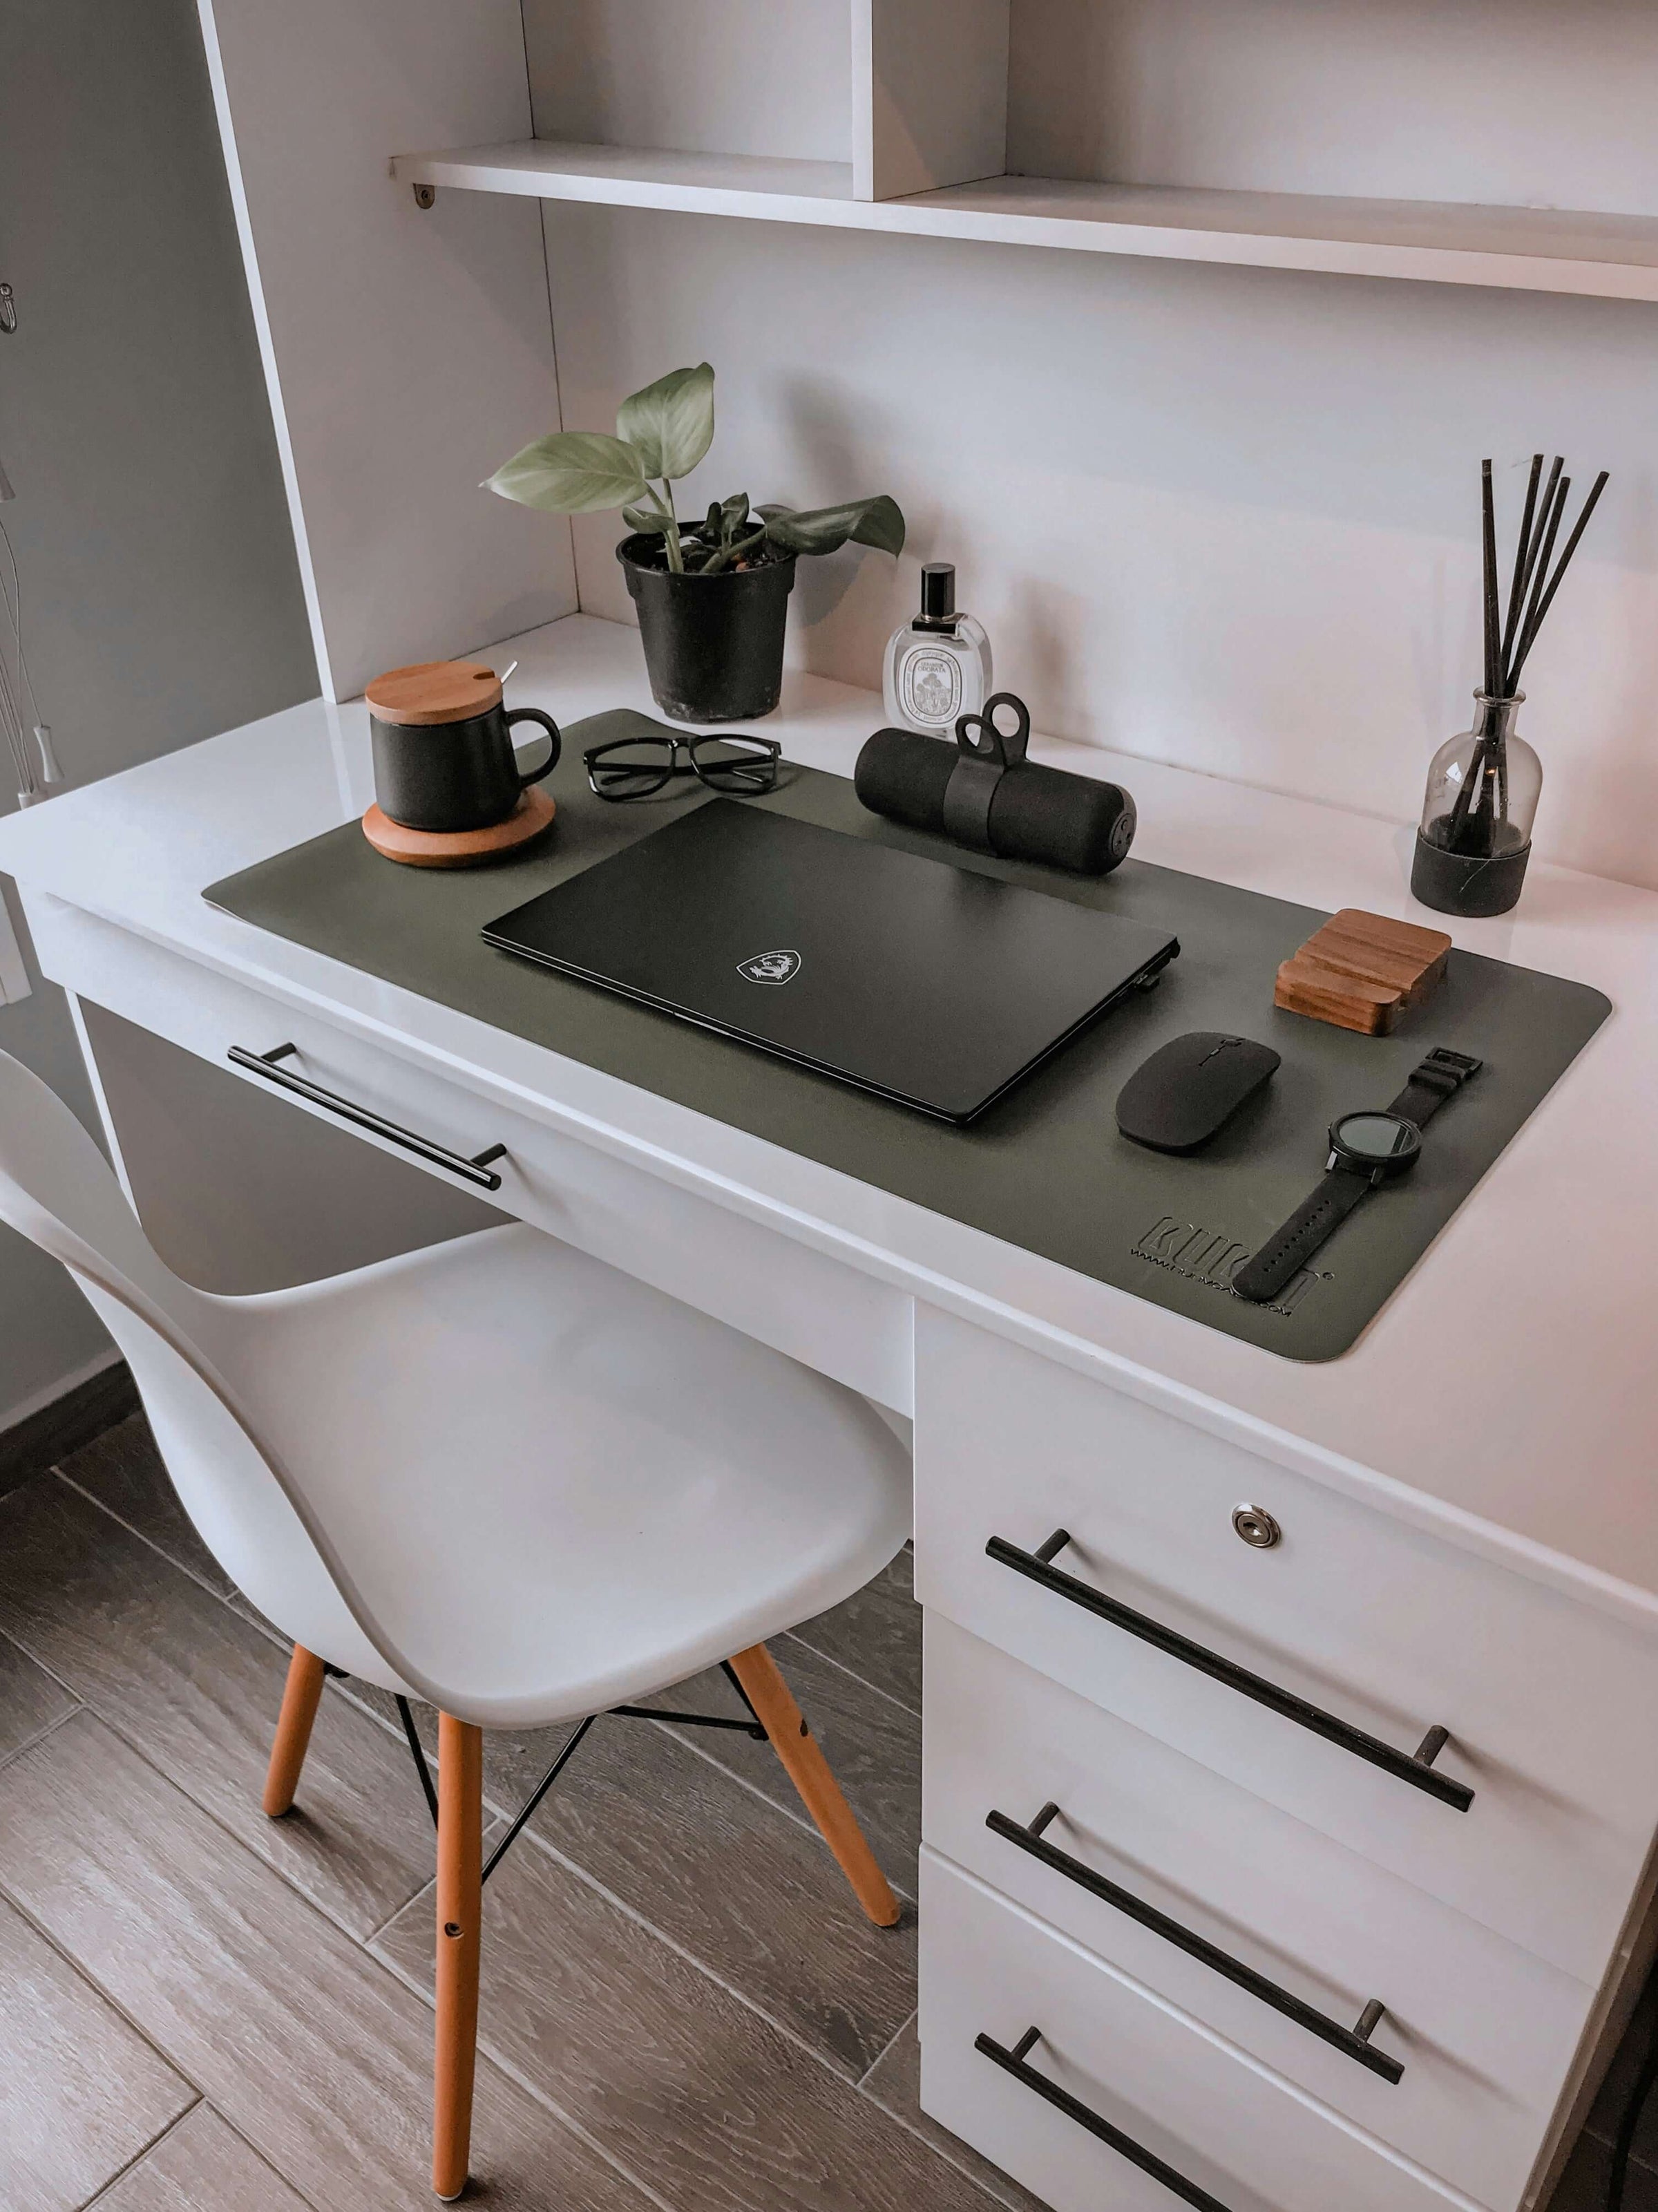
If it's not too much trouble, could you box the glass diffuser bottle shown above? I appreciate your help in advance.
[1411,691,1540,918]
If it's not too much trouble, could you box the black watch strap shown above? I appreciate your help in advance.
[1233,1168,1371,1306]
[1388,1046,1483,1130]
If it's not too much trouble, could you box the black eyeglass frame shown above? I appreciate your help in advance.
[583,732,782,802]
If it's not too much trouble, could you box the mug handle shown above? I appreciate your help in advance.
[506,708,561,788]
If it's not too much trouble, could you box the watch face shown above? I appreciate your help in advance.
[1331,1110,1421,1173]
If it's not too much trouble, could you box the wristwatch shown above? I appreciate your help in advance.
[1233,1047,1483,1306]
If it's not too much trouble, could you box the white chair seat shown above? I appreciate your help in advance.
[202,1224,910,1727]
[0,1043,913,2191]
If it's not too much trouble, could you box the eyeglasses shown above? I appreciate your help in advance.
[583,732,782,802]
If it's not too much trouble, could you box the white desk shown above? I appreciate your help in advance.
[3,611,1655,2212]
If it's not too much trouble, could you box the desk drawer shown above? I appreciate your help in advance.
[913,1305,1658,1982]
[919,1851,1467,2212]
[924,1614,1593,2209]
[37,902,913,1412]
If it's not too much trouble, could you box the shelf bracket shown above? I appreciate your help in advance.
[412,182,436,210]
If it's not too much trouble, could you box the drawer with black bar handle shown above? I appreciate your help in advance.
[922,1613,1599,2211]
[918,1849,1471,2212]
[913,1304,1658,1984]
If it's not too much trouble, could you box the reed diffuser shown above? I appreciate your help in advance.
[1411,453,1608,918]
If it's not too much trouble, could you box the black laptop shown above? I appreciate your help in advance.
[482,801,1179,1124]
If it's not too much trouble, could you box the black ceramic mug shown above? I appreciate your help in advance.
[365,659,560,834]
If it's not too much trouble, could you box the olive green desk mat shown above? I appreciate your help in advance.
[205,710,1610,1362]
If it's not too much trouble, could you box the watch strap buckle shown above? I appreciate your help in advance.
[1422,1046,1483,1085]
[1388,1045,1483,1130]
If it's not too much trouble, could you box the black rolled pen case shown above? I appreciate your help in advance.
[855,723,1137,876]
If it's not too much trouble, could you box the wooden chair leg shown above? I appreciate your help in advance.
[727,1642,901,1929]
[433,1713,484,2202]
[262,1645,327,1817]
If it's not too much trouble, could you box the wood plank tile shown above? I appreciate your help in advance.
[0,1627,77,1768]
[0,1714,654,2212]
[0,1362,139,1501]
[0,1475,435,1938]
[651,1638,921,1897]
[57,1412,235,1597]
[0,1892,195,2212]
[356,1687,915,2081]
[374,1819,995,2212]
[858,2018,1046,2212]
[1545,2127,1658,2211]
[92,2105,311,2212]
[789,1547,919,1716]
[1584,1967,1658,2174]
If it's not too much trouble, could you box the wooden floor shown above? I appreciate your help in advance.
[0,1407,1651,2212]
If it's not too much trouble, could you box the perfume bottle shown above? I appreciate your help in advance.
[882,563,991,737]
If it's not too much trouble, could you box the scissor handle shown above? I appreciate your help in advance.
[955,692,1031,768]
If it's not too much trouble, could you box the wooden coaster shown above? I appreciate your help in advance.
[1275,908,1452,1036]
[361,788,555,869]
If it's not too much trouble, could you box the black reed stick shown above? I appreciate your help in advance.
[1507,469,1610,691]
[1507,453,1563,676]
[1498,453,1543,682]
[1480,460,1500,701]
[1508,470,1570,692]
[1447,458,1507,856]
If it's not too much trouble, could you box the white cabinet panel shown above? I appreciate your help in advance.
[919,1851,1468,2212]
[924,1614,1594,2209]
[196,0,574,698]
[914,1304,1658,1980]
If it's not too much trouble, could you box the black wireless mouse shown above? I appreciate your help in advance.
[1116,1032,1281,1155]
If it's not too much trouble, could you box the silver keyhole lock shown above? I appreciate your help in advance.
[0,283,16,336]
[1232,1503,1281,1550]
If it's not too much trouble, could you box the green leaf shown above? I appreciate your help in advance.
[617,362,716,482]
[846,494,906,557]
[484,432,647,514]
[759,495,906,559]
[720,491,751,535]
[622,504,669,535]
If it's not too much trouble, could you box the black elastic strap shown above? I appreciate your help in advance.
[1233,1168,1370,1305]
[941,754,1002,849]
[1388,1046,1483,1130]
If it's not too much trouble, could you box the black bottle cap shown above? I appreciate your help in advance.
[917,563,956,626]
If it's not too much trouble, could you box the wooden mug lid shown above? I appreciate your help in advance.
[364,659,503,726]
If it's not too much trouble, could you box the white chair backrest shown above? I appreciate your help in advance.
[0,1047,419,1694]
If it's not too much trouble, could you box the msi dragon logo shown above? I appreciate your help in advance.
[737,949,801,985]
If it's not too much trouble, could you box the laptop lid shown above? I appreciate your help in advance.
[482,800,1179,1124]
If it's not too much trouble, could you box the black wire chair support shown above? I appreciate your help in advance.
[392,1672,773,1884]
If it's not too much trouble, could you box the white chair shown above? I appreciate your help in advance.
[0,1046,911,2198]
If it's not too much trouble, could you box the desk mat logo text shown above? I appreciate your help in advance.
[1132,1213,1327,1318]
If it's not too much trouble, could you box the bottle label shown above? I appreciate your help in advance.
[901,646,962,727]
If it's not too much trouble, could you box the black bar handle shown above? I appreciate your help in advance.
[975,2027,1233,2212]
[985,1531,1472,1813]
[987,1804,1402,2082]
[229,1045,507,1191]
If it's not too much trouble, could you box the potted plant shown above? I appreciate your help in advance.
[486,363,904,723]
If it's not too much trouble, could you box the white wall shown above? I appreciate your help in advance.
[1007,0,1658,216]
[0,0,318,1430]
[526,0,852,163]
[544,200,1658,889]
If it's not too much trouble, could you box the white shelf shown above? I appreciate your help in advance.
[390,140,1658,303]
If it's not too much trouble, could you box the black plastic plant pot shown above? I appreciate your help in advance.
[617,533,797,724]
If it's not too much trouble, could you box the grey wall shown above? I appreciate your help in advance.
[0,0,316,1429]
